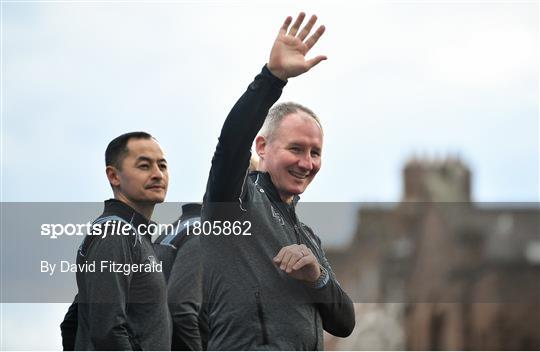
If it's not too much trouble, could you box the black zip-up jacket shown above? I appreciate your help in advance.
[154,203,208,350]
[201,65,355,350]
[72,199,172,350]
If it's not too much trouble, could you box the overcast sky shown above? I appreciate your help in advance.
[1,0,538,349]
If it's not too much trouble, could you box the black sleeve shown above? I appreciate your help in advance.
[309,235,356,337]
[80,233,137,350]
[313,276,356,337]
[60,295,78,350]
[168,238,203,351]
[204,65,286,202]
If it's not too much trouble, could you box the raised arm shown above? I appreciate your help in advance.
[204,13,326,203]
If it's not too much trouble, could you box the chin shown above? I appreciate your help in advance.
[291,181,310,193]
[142,194,166,204]
[155,194,167,203]
[286,186,306,197]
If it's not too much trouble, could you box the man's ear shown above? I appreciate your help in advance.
[255,135,267,159]
[106,166,121,188]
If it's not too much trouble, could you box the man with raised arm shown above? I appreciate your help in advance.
[202,13,355,350]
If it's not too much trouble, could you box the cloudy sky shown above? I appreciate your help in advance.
[1,0,538,349]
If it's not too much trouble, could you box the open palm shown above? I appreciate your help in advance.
[268,13,327,81]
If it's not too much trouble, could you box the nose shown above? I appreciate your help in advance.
[297,152,314,171]
[150,164,164,180]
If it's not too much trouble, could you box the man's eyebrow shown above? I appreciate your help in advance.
[288,142,321,151]
[135,156,167,163]
[135,156,152,163]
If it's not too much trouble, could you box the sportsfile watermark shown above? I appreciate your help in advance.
[2,202,539,303]
[40,220,252,239]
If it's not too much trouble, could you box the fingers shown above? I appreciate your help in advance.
[274,246,297,268]
[280,250,298,272]
[291,255,314,271]
[305,25,325,50]
[279,16,293,36]
[282,13,323,45]
[274,244,316,273]
[274,244,302,271]
[288,12,306,37]
[292,244,314,270]
[273,247,287,263]
[297,15,317,41]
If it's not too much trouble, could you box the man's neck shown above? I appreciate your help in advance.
[114,194,154,220]
[279,192,294,204]
[257,169,295,204]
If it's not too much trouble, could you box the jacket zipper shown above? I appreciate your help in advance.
[289,207,321,256]
[255,291,269,345]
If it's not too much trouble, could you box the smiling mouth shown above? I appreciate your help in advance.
[147,185,165,190]
[289,170,309,180]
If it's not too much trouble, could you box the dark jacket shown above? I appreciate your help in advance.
[154,204,208,350]
[202,65,355,350]
[72,199,172,350]
[62,202,206,351]
[60,296,78,350]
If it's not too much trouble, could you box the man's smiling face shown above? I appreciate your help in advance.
[256,111,323,203]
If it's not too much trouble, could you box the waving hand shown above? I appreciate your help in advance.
[267,12,327,81]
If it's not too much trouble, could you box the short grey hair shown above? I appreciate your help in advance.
[259,102,323,141]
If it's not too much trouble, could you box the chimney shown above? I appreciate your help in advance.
[402,156,471,202]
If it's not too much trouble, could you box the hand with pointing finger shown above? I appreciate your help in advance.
[268,12,327,81]
[273,244,321,283]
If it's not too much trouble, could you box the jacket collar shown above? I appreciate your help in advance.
[249,171,301,207]
[102,198,152,230]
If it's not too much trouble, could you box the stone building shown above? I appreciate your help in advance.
[325,158,540,350]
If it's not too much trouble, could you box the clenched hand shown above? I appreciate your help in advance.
[273,244,321,282]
